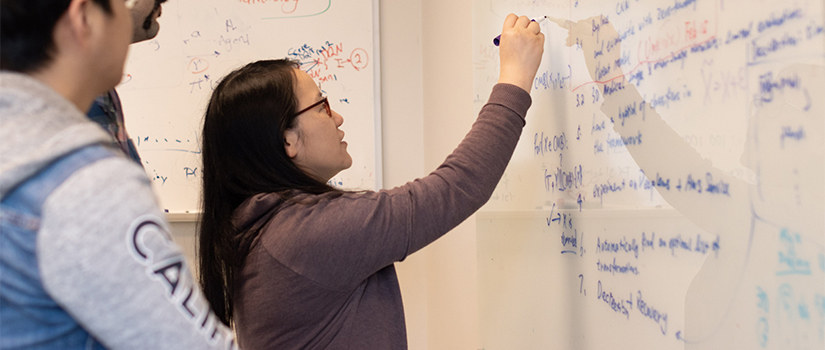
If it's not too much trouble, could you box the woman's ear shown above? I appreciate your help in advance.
[284,129,299,159]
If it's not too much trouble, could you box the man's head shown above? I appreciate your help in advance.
[1,0,112,73]
[1,0,133,106]
[129,0,167,43]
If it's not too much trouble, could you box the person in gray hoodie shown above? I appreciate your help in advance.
[0,0,235,348]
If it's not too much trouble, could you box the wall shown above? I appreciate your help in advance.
[418,0,477,349]
[379,1,428,349]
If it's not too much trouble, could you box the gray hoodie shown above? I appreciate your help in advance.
[0,72,235,349]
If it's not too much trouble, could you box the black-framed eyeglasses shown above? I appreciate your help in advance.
[293,97,331,118]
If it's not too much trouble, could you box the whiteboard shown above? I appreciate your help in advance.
[474,0,824,349]
[118,0,381,214]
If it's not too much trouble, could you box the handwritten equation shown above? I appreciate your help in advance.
[476,0,824,349]
[118,0,379,212]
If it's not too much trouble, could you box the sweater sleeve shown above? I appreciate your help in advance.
[402,83,531,251]
[264,83,531,289]
[38,157,237,350]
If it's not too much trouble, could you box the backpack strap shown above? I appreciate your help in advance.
[2,145,117,214]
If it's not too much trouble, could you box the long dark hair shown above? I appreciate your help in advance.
[198,59,339,325]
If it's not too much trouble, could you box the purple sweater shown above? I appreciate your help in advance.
[232,84,532,349]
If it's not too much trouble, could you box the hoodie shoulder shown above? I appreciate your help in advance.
[0,72,111,198]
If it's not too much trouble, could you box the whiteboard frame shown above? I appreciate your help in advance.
[370,0,383,190]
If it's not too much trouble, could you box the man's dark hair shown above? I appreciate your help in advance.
[0,0,114,73]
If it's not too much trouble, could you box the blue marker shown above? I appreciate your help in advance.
[493,16,572,46]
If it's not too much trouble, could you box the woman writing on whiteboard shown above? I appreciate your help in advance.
[198,14,544,349]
